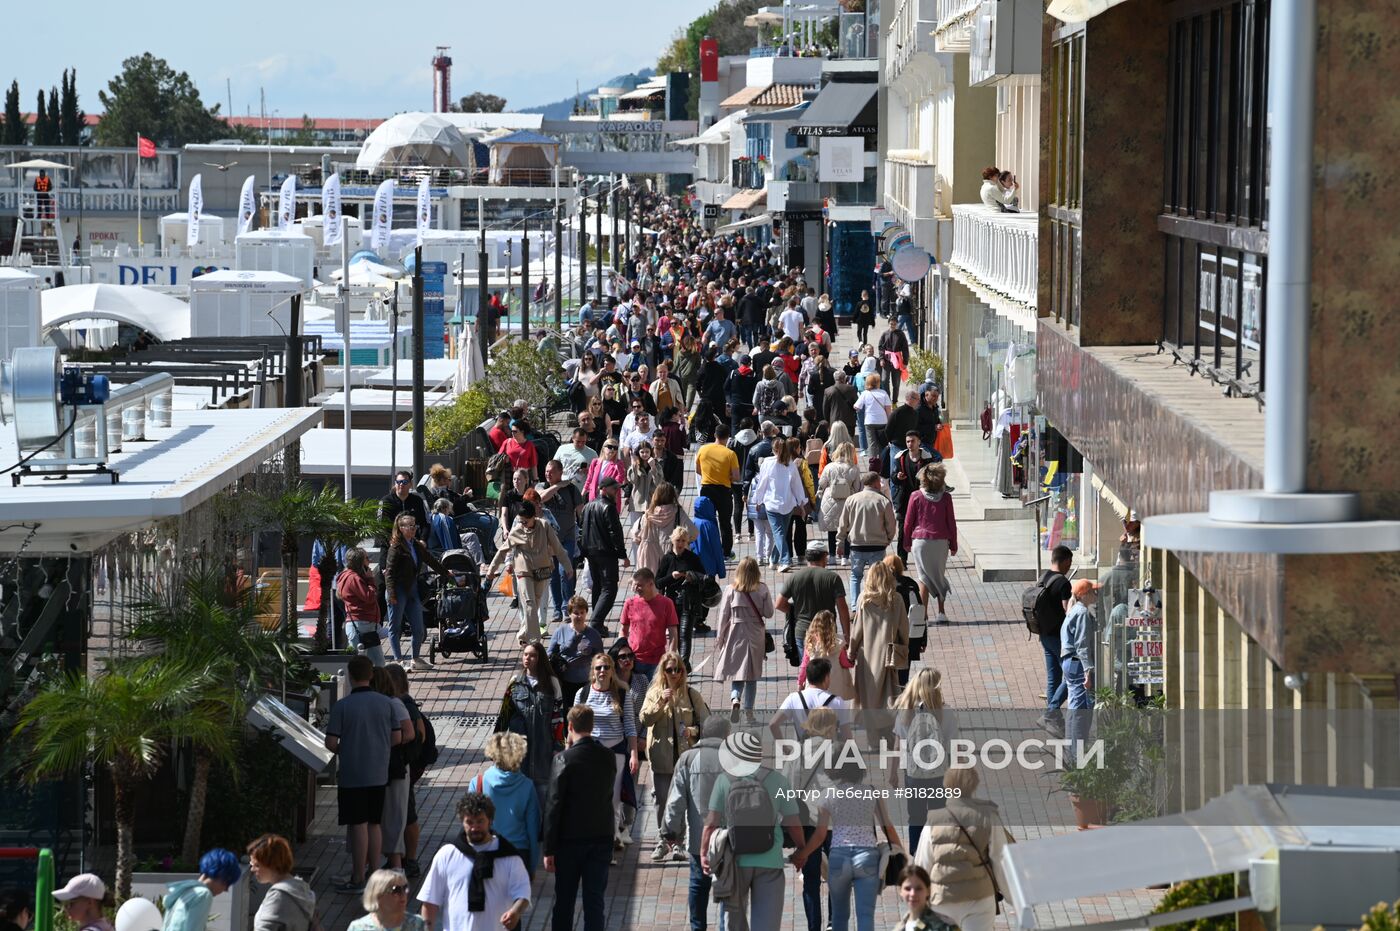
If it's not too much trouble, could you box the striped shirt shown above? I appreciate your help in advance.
[575,687,637,745]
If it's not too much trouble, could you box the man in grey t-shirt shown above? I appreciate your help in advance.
[325,654,406,892]
[540,458,586,624]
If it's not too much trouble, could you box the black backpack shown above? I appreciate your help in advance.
[1021,571,1064,638]
[410,715,439,778]
[725,769,779,856]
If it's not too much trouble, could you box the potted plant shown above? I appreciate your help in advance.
[1056,689,1168,829]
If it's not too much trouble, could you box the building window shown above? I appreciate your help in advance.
[1047,26,1085,328]
[1160,0,1270,398]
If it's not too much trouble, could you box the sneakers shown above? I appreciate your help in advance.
[670,845,688,862]
[411,658,434,672]
[730,700,742,724]
[650,840,670,862]
[756,557,769,567]
[935,612,950,625]
[334,880,365,894]
[616,827,633,847]
[402,858,421,878]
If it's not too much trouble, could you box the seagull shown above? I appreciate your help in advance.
[203,161,239,172]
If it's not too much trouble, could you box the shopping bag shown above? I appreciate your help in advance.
[496,570,515,598]
[934,423,955,460]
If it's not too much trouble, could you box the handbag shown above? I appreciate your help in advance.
[885,641,909,670]
[741,591,776,655]
[950,812,1005,912]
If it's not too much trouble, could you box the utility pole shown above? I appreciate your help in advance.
[411,246,425,481]
[521,215,530,341]
[578,186,588,309]
[594,181,603,305]
[554,203,563,331]
[478,196,489,357]
[608,173,618,272]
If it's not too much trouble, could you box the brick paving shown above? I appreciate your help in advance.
[293,320,1163,930]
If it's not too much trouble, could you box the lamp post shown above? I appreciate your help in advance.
[578,183,588,310]
[411,246,425,481]
[608,172,618,272]
[521,214,531,341]
[554,202,563,331]
[594,180,603,305]
[477,196,489,357]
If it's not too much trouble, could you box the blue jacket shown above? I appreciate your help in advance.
[428,512,457,555]
[690,497,727,578]
[481,767,542,871]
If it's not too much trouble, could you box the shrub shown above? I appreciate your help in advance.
[909,347,944,389]
[1151,875,1236,930]
[424,384,491,452]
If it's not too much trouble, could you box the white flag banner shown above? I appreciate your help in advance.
[186,173,203,248]
[322,173,342,247]
[416,177,431,245]
[371,178,395,251]
[277,175,296,230]
[237,175,257,235]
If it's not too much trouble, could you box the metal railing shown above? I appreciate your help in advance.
[884,156,940,225]
[885,0,939,81]
[731,160,767,191]
[949,204,1039,309]
[322,166,562,190]
[0,188,180,214]
[934,0,981,45]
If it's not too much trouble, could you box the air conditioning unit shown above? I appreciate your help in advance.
[969,0,1043,87]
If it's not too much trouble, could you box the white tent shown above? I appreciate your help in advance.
[356,113,472,170]
[41,284,190,342]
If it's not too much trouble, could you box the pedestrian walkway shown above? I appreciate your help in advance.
[293,316,1162,930]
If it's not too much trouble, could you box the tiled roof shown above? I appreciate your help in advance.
[720,84,809,109]
[721,188,767,211]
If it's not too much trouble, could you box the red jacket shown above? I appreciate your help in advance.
[336,569,381,622]
[488,425,510,450]
[502,436,538,475]
[902,489,958,555]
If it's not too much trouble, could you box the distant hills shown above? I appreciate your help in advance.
[517,68,656,119]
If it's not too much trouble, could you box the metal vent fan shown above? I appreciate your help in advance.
[10,346,61,450]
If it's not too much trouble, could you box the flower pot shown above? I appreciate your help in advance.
[1070,794,1110,829]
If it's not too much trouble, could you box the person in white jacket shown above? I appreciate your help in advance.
[749,439,807,570]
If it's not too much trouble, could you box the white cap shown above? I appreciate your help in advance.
[54,874,106,902]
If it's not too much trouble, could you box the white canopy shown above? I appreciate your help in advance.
[41,284,191,341]
[5,159,72,171]
[356,112,472,170]
[672,110,744,147]
[189,270,305,292]
[329,257,405,281]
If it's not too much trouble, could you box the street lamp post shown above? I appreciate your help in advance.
[609,173,618,272]
[554,203,563,331]
[477,196,489,355]
[578,185,588,309]
[594,181,603,304]
[521,215,531,341]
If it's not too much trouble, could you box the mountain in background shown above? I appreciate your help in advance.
[517,68,656,119]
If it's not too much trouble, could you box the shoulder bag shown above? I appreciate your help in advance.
[949,811,1005,913]
[742,590,776,654]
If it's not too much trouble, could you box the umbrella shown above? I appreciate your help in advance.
[5,159,73,171]
[328,256,405,281]
[456,321,485,392]
[355,113,471,171]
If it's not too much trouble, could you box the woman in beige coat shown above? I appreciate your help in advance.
[638,651,710,861]
[848,560,909,712]
[485,500,573,645]
[914,764,1014,931]
[631,482,696,576]
[712,556,773,716]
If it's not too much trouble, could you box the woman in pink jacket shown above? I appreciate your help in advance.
[902,463,958,625]
[583,438,627,510]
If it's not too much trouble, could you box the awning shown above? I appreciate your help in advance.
[672,110,745,147]
[794,81,878,137]
[743,101,811,124]
[721,84,810,109]
[716,213,773,235]
[1000,785,1400,931]
[721,189,767,211]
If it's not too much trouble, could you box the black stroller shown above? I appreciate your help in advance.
[427,549,490,663]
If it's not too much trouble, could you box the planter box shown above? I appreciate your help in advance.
[131,872,250,931]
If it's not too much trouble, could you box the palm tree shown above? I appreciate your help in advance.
[14,657,235,900]
[256,482,360,640]
[309,494,383,652]
[128,570,292,863]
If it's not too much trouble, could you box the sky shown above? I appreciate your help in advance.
[5,0,717,119]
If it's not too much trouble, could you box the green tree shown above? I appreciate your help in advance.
[129,570,294,863]
[656,0,764,119]
[14,657,235,900]
[283,114,320,146]
[95,53,228,148]
[306,492,382,652]
[455,91,507,113]
[59,69,85,146]
[45,88,59,144]
[32,90,49,145]
[2,82,25,145]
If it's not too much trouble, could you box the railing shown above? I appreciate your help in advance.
[0,188,180,214]
[884,155,940,223]
[323,166,561,189]
[949,204,1039,309]
[885,0,939,81]
[836,11,878,58]
[731,159,767,191]
[934,0,981,48]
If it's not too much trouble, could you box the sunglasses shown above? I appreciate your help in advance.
[663,666,681,674]
[604,444,618,450]
[394,479,409,485]
[388,885,410,896]
[616,654,635,662]
[593,666,610,672]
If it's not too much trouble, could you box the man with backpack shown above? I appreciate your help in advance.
[701,734,806,931]
[769,657,849,740]
[1024,544,1074,737]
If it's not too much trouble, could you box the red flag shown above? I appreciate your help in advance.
[137,136,156,158]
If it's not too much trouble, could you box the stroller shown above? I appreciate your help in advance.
[427,549,490,663]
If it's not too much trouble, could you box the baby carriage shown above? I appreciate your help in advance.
[428,549,490,663]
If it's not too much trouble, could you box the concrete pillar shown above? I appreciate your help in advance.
[1174,553,1202,811]
[1195,579,1220,804]
[1358,676,1399,790]
[1217,608,1245,795]
[1241,633,1269,785]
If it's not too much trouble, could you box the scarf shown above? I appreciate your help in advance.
[451,831,523,911]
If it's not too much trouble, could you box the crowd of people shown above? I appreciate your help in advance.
[8,193,1071,931]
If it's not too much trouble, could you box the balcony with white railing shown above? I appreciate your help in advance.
[885,0,939,83]
[934,0,981,52]
[949,204,1038,311]
[883,152,942,254]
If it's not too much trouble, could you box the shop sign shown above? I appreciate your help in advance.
[703,204,719,218]
[1125,588,1164,685]
[775,209,824,221]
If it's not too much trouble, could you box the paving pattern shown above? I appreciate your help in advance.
[292,320,1164,930]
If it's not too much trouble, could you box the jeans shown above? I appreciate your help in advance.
[898,313,918,346]
[552,838,611,931]
[800,823,831,931]
[785,509,807,561]
[828,845,881,931]
[856,410,867,451]
[1040,633,1067,712]
[585,553,619,632]
[730,680,757,709]
[688,851,727,931]
[904,774,946,852]
[344,620,385,667]
[701,484,735,556]
[1062,656,1094,759]
[551,538,579,621]
[765,509,794,566]
[848,548,885,607]
[387,583,425,660]
[733,485,747,540]
[740,323,763,348]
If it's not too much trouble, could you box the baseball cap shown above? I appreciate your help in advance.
[599,475,622,490]
[737,354,751,365]
[54,874,106,902]
[1070,579,1100,599]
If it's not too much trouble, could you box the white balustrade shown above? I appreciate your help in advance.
[950,204,1038,309]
